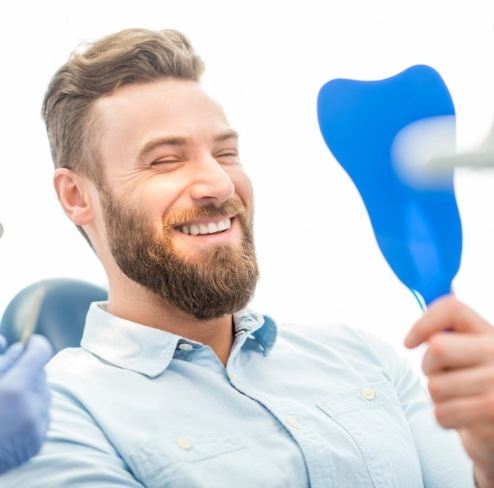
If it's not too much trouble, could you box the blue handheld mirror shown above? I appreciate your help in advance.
[317,65,462,306]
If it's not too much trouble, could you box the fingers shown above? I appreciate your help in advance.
[428,366,494,402]
[421,333,494,374]
[433,394,494,429]
[406,297,494,462]
[405,295,492,348]
[4,335,53,384]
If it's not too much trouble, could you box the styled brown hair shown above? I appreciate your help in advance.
[42,28,205,243]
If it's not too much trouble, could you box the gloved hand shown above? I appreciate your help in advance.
[0,335,53,474]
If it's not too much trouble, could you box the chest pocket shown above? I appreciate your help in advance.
[316,381,424,488]
[129,431,245,488]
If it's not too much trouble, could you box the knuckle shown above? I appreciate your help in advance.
[434,405,449,427]
[421,355,432,375]
[427,377,441,400]
[428,336,446,360]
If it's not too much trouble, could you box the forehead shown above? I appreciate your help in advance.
[93,79,232,164]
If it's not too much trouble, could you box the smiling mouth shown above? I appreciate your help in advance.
[175,217,232,236]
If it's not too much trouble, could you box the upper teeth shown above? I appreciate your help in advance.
[180,218,231,236]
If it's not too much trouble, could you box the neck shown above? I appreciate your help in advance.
[106,277,234,366]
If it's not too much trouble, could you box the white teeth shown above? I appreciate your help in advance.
[179,218,231,235]
[207,222,218,234]
[217,218,231,231]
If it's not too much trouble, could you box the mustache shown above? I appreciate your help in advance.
[163,199,246,228]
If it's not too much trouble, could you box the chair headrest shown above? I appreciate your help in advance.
[0,278,107,352]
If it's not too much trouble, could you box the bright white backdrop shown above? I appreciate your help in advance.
[1,0,494,373]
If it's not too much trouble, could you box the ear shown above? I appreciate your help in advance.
[53,168,95,226]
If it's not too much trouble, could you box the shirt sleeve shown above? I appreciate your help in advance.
[0,382,145,487]
[358,328,475,488]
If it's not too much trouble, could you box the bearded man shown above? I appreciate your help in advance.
[3,28,494,487]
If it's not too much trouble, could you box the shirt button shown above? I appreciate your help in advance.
[178,343,194,351]
[176,436,193,450]
[361,387,375,401]
[286,416,300,429]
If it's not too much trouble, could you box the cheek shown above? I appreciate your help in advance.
[133,177,184,216]
[232,170,254,209]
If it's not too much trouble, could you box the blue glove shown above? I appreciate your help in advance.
[0,335,53,474]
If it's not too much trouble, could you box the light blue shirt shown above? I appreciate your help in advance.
[1,302,473,487]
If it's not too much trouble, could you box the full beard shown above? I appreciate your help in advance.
[100,191,259,321]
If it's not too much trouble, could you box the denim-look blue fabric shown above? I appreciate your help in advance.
[0,302,473,487]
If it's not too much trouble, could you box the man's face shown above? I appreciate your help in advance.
[92,79,259,320]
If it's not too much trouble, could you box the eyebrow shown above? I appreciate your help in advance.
[136,129,239,163]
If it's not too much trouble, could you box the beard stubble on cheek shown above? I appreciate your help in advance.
[100,190,259,321]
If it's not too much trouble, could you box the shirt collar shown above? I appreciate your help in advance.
[233,309,277,355]
[81,302,278,378]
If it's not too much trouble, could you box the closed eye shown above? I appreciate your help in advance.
[216,151,239,160]
[151,158,181,166]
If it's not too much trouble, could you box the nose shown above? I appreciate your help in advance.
[189,155,235,205]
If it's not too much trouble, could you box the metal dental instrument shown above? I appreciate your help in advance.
[13,281,47,345]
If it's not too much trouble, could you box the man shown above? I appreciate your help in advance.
[1,27,492,486]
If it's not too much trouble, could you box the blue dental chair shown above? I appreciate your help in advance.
[0,278,107,352]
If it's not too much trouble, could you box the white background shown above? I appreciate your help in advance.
[1,0,494,372]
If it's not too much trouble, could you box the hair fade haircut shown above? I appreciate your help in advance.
[42,28,205,244]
